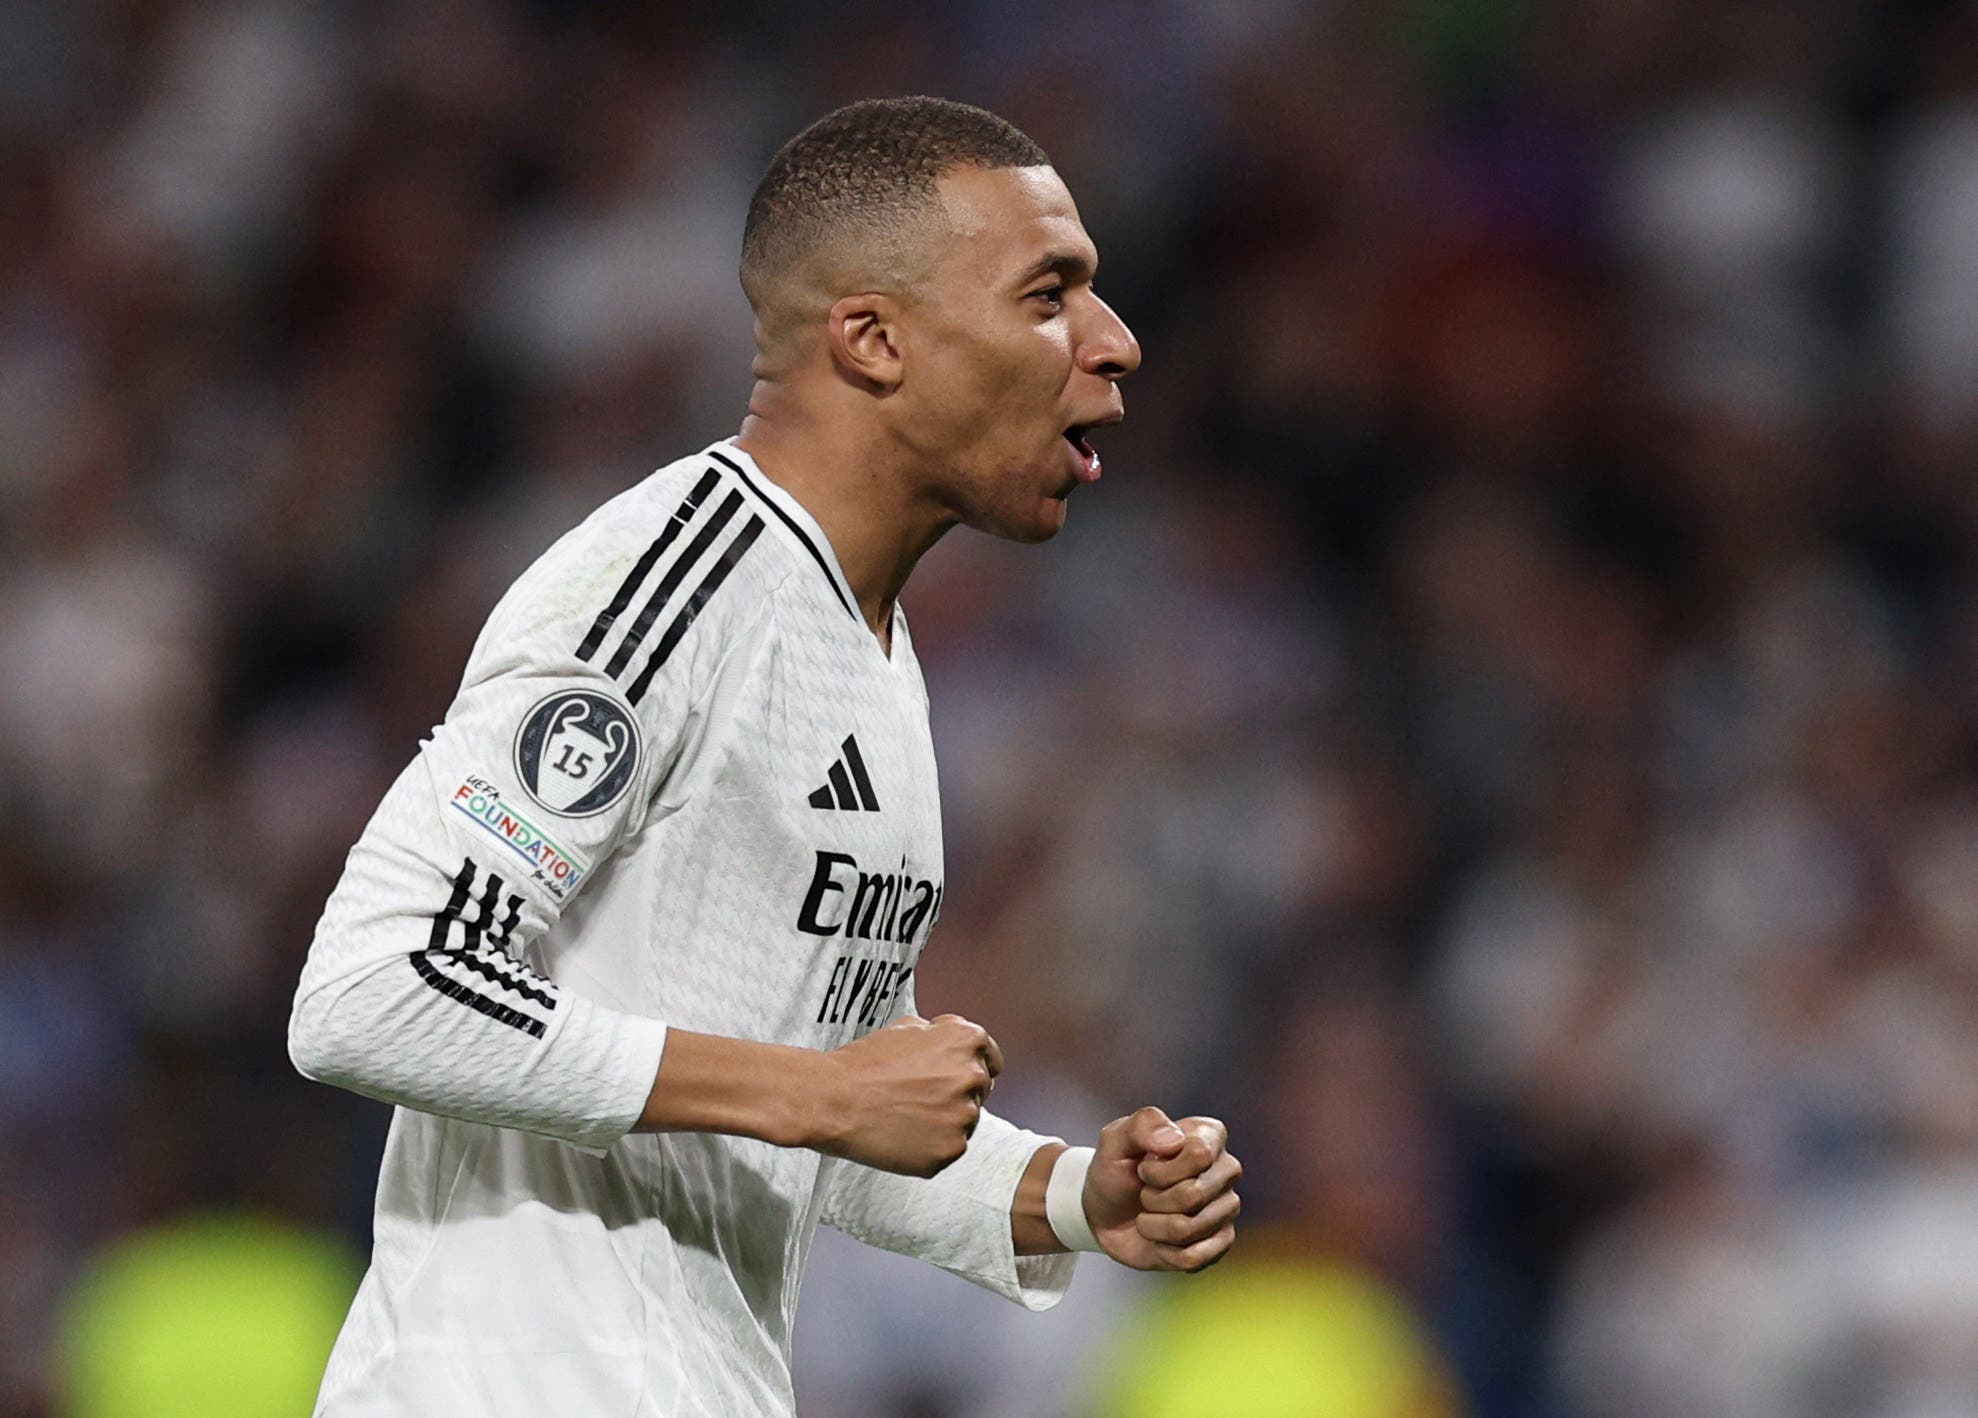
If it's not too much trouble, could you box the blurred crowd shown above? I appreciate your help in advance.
[8,0,1978,1414]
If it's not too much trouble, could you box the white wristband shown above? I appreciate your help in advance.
[1043,1145,1102,1253]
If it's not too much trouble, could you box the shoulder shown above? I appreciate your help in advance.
[468,447,810,710]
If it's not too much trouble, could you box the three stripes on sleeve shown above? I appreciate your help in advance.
[577,465,767,705]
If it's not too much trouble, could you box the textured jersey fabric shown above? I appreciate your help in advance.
[288,440,1075,1417]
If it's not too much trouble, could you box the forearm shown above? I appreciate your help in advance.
[1011,1140,1069,1255]
[631,1028,829,1146]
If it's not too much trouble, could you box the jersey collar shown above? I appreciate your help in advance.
[706,440,862,626]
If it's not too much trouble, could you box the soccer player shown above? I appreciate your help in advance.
[288,96,1242,1416]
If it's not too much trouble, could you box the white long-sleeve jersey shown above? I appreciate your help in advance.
[289,440,1074,1417]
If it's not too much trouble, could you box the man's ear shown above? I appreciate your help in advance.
[825,293,905,394]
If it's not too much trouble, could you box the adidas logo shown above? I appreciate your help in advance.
[808,734,880,812]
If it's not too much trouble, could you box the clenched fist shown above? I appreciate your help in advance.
[1083,1108,1241,1271]
[808,1014,1003,1178]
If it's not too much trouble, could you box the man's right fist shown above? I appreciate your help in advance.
[807,1014,1004,1177]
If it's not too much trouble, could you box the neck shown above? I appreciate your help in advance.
[733,394,955,643]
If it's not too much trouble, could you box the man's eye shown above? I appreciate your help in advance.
[1031,285,1065,311]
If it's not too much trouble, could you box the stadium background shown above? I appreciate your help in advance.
[8,0,1978,1414]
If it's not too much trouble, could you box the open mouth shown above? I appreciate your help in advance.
[1062,424,1103,482]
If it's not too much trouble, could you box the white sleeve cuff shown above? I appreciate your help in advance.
[1044,1145,1103,1253]
[563,1006,669,1155]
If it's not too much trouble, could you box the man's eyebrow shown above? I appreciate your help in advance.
[1012,250,1096,288]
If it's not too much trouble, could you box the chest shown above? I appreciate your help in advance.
[638,615,945,1041]
[725,621,943,876]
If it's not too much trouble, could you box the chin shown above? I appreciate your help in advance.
[957,465,1075,543]
[1004,500,1070,544]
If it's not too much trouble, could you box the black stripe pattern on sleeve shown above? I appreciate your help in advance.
[411,858,555,1038]
[626,514,765,704]
[603,488,745,680]
[574,463,769,706]
[577,468,721,662]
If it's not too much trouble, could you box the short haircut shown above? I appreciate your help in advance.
[741,96,1050,316]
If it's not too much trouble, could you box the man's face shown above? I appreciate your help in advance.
[891,165,1141,542]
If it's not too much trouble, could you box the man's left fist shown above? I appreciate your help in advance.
[1084,1106,1241,1272]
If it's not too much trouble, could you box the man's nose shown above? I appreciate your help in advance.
[1079,294,1142,380]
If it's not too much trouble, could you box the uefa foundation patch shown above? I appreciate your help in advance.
[450,777,592,898]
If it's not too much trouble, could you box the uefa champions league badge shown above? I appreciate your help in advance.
[513,689,642,817]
